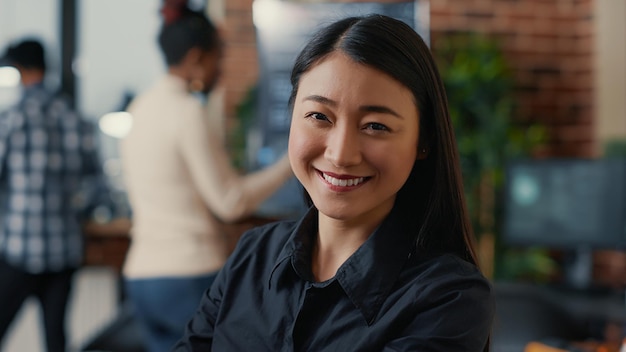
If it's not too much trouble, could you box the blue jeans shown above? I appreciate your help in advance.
[124,273,217,352]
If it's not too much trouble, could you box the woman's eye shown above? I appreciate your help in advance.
[306,112,329,121]
[365,122,389,131]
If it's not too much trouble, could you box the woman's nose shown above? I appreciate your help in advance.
[324,126,362,168]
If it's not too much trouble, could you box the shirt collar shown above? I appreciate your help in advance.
[268,207,318,288]
[268,205,416,325]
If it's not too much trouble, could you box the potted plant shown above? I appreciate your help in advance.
[433,32,551,281]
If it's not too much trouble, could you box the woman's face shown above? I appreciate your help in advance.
[288,52,420,225]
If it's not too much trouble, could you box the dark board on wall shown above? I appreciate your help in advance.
[251,0,428,218]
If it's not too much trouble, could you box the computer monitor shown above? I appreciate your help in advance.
[502,158,626,249]
[502,158,626,289]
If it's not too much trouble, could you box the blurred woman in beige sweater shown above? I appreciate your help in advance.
[119,2,292,351]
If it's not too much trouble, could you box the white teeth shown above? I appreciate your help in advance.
[323,173,365,187]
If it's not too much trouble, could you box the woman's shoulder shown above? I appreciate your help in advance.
[227,220,299,265]
[386,253,494,351]
[129,77,201,116]
[407,251,493,295]
[394,251,495,328]
[240,219,298,243]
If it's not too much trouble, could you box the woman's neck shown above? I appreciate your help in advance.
[311,211,386,282]
[167,66,189,82]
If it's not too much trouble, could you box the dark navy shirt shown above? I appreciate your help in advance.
[174,208,494,351]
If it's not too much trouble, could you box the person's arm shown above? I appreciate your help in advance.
[76,116,116,220]
[178,104,292,222]
[382,272,494,352]
[0,107,21,176]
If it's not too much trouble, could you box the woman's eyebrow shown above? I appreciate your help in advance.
[302,94,336,106]
[302,95,402,118]
[360,105,402,118]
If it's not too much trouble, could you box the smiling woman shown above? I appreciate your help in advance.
[174,14,494,352]
[288,52,420,248]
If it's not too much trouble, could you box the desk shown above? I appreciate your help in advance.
[83,218,132,272]
[82,216,281,272]
[546,285,626,324]
[492,282,626,352]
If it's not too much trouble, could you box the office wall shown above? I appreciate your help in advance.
[429,0,594,158]
[0,0,60,75]
[0,0,60,109]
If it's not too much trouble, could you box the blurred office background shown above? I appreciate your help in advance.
[0,0,625,351]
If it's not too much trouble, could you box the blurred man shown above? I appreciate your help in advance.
[0,38,111,352]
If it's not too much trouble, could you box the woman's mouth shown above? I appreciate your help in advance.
[321,172,368,187]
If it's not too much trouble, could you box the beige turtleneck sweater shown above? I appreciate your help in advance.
[120,75,292,278]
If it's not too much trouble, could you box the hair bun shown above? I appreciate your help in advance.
[160,0,189,25]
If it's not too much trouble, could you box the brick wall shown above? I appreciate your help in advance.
[220,0,595,157]
[431,0,594,157]
[219,0,258,134]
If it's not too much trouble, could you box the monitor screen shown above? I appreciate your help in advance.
[502,158,626,249]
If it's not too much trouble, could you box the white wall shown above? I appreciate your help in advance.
[76,0,165,171]
[0,0,60,109]
[76,0,163,121]
[0,0,60,77]
[594,0,626,153]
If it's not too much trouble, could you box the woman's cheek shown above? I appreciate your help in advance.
[289,124,322,173]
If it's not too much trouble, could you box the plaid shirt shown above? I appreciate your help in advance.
[0,84,109,273]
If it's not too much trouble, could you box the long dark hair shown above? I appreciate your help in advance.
[289,14,479,267]
[157,0,219,66]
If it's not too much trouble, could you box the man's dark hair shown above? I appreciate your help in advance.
[2,39,46,70]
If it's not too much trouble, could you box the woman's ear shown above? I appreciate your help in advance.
[416,131,430,160]
[416,145,429,160]
[180,47,203,70]
[180,48,206,91]
[416,129,429,160]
